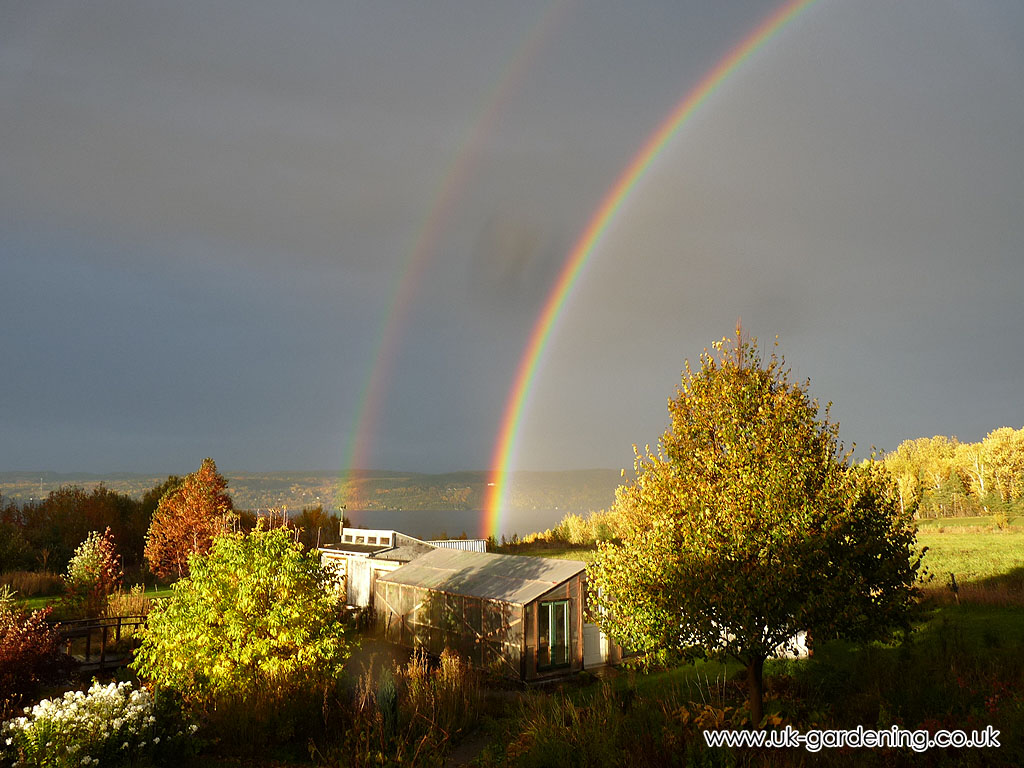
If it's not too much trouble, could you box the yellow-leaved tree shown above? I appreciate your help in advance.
[590,330,924,726]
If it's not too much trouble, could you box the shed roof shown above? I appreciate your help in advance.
[320,542,388,556]
[373,541,436,563]
[377,548,586,605]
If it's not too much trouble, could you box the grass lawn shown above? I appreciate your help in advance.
[15,583,175,613]
[916,520,1024,609]
[509,518,1024,599]
[497,541,600,563]
[914,513,1024,529]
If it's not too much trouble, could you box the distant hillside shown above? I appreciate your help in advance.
[0,469,624,513]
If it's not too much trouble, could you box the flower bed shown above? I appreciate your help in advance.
[1,680,197,767]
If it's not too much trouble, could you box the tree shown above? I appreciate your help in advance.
[983,426,1024,508]
[589,331,923,725]
[15,485,153,573]
[0,494,32,572]
[132,524,352,704]
[292,504,342,550]
[144,458,234,579]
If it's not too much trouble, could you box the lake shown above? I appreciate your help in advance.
[342,508,567,541]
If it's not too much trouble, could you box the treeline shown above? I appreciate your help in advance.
[882,426,1024,518]
[0,479,180,575]
[0,471,344,582]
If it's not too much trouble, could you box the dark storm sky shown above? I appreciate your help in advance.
[2,0,1023,474]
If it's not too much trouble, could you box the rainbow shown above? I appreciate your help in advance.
[337,0,573,509]
[484,0,820,537]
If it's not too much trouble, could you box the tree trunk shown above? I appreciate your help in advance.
[746,656,765,727]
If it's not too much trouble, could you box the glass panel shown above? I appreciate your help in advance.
[551,602,568,666]
[538,600,569,669]
[538,603,550,668]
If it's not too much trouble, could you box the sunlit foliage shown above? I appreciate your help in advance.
[63,528,123,618]
[883,426,1024,518]
[0,680,196,767]
[133,524,352,704]
[590,331,923,725]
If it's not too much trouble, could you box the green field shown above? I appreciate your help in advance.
[916,519,1024,607]
[508,515,1024,596]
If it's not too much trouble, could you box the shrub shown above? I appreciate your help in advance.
[0,524,33,573]
[340,649,482,767]
[62,529,122,619]
[0,603,65,720]
[133,525,353,709]
[501,683,688,768]
[0,680,197,767]
[588,508,626,541]
[993,509,1010,530]
[104,584,152,619]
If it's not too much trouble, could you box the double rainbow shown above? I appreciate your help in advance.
[483,0,820,537]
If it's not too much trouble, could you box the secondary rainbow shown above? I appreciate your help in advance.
[484,0,821,537]
[336,0,573,509]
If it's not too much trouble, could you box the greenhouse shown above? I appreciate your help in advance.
[374,548,595,681]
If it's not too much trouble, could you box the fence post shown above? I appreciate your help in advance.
[100,624,108,668]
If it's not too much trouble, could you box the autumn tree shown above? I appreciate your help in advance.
[589,331,923,725]
[144,458,234,579]
[882,426,1024,517]
[983,426,1024,508]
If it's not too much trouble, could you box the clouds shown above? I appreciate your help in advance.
[2,0,1023,474]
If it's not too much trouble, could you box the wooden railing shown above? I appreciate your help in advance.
[56,615,148,670]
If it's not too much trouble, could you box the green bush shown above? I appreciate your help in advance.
[132,525,354,752]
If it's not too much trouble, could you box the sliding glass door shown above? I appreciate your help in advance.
[538,599,569,669]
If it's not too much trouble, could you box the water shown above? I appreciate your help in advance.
[342,508,566,541]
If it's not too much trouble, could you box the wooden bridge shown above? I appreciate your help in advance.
[56,615,147,671]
